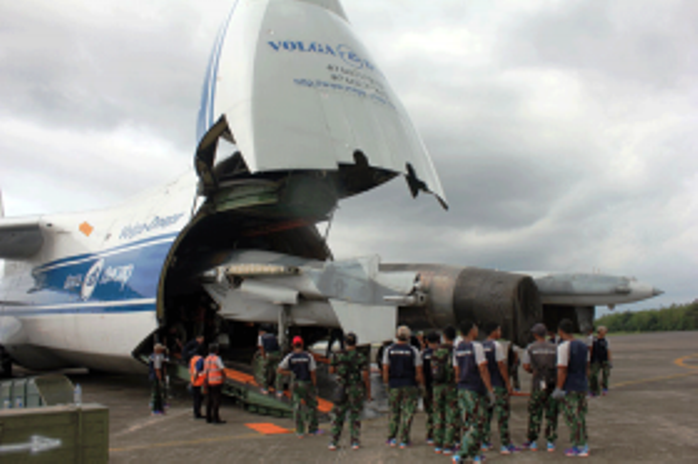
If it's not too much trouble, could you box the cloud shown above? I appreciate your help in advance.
[0,0,696,311]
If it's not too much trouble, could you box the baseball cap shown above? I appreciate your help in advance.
[292,336,304,346]
[531,323,547,337]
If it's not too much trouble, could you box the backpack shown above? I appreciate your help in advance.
[431,346,453,384]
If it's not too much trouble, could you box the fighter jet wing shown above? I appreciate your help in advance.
[0,217,44,259]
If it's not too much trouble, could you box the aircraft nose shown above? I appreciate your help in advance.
[652,288,664,297]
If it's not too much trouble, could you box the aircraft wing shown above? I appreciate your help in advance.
[0,217,44,259]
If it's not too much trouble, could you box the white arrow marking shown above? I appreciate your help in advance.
[0,435,62,455]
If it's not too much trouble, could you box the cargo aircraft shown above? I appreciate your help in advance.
[0,0,661,375]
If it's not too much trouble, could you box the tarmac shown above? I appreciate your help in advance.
[65,331,698,463]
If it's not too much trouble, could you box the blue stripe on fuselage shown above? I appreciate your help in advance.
[34,232,179,272]
[4,234,178,313]
[2,301,156,317]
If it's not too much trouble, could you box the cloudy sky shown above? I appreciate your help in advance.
[1,0,696,312]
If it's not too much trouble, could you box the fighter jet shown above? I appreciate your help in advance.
[0,0,661,375]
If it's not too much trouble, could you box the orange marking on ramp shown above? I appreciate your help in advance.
[225,368,258,386]
[245,423,292,435]
[223,367,334,412]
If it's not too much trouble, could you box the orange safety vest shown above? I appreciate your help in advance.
[190,355,205,387]
[204,355,224,386]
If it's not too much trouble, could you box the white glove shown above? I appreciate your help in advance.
[551,388,566,400]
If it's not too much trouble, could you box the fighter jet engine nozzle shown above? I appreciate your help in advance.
[381,264,543,346]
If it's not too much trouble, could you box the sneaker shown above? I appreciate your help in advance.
[434,447,442,454]
[578,445,590,457]
[260,388,269,395]
[473,456,483,463]
[565,447,580,457]
[351,442,360,450]
[426,438,435,446]
[602,389,608,396]
[547,441,556,452]
[451,456,461,463]
[399,442,410,449]
[481,442,494,451]
[276,392,284,399]
[500,444,521,455]
[296,433,304,439]
[387,438,397,447]
[310,429,324,436]
[328,443,337,451]
[522,441,538,451]
[443,448,453,456]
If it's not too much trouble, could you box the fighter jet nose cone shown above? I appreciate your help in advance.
[652,288,664,296]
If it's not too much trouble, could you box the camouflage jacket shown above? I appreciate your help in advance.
[331,349,367,387]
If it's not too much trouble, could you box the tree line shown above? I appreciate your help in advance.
[595,300,698,333]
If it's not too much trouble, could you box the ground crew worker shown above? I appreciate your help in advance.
[328,332,371,451]
[257,325,282,396]
[589,326,612,396]
[422,332,439,445]
[431,326,458,455]
[453,320,494,464]
[149,343,166,416]
[521,323,559,452]
[552,318,590,457]
[203,343,226,424]
[382,325,424,449]
[481,322,520,455]
[278,336,321,437]
[189,346,206,419]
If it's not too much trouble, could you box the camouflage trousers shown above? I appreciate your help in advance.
[291,381,318,434]
[561,391,588,447]
[330,385,364,445]
[526,389,559,443]
[387,386,419,444]
[457,390,487,460]
[589,362,611,395]
[423,386,434,439]
[432,384,459,449]
[255,352,282,392]
[483,386,511,446]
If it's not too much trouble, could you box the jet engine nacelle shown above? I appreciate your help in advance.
[383,264,543,346]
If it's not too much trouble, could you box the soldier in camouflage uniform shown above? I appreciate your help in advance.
[481,322,520,454]
[328,333,371,450]
[277,336,320,437]
[422,332,440,444]
[256,325,283,395]
[552,319,591,457]
[430,326,458,455]
[454,320,495,464]
[589,326,612,396]
[383,326,424,448]
[521,323,559,452]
